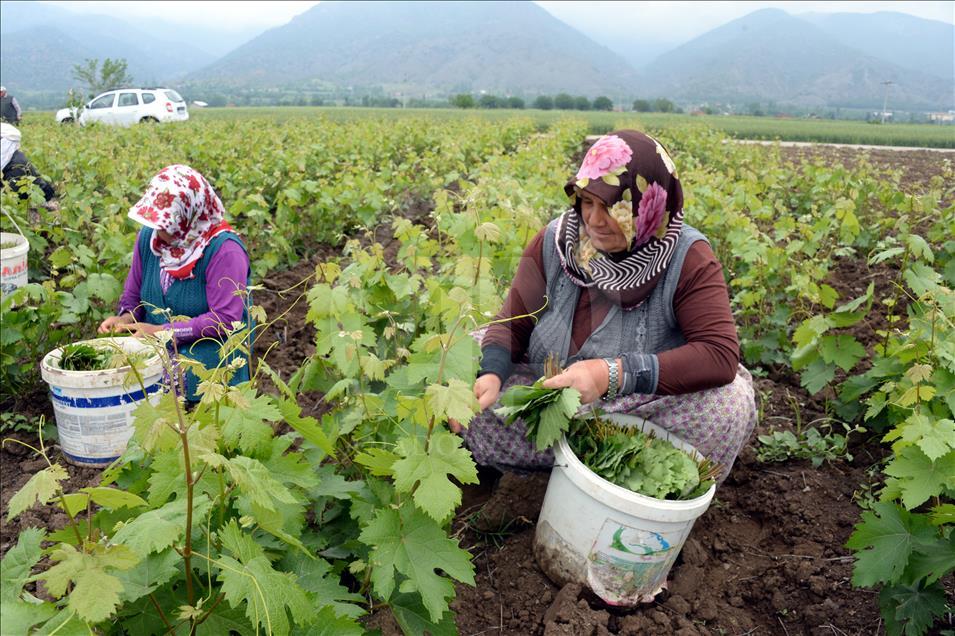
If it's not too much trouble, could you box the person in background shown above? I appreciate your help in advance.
[1,123,59,210]
[98,164,253,401]
[0,86,22,124]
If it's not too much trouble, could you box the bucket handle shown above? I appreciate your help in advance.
[1,207,26,239]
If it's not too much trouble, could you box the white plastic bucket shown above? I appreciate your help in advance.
[0,231,29,297]
[40,337,165,467]
[533,413,716,605]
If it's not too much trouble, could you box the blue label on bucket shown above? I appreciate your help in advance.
[49,383,162,408]
[62,450,120,465]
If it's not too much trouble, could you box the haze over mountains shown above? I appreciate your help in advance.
[2,0,952,111]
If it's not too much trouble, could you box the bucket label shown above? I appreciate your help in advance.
[586,518,682,604]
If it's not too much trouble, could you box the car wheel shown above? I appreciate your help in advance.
[140,117,159,123]
[60,117,74,124]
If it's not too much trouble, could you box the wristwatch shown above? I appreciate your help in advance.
[602,357,619,400]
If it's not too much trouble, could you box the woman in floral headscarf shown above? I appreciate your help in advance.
[98,164,252,401]
[458,130,756,519]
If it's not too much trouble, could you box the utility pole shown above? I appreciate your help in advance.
[881,80,894,124]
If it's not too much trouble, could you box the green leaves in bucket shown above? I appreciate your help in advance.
[58,343,147,372]
[567,416,722,501]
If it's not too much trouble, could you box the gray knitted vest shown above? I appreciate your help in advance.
[527,219,708,371]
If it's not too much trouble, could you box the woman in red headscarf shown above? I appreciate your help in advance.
[98,164,252,401]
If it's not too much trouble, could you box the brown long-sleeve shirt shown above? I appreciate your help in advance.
[482,227,740,395]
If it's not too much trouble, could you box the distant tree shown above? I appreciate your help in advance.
[207,94,227,108]
[533,95,554,110]
[554,93,575,110]
[506,96,525,109]
[310,95,325,106]
[632,99,651,112]
[574,96,591,111]
[72,58,133,98]
[653,98,675,113]
[479,94,501,109]
[592,96,613,111]
[700,105,715,115]
[451,93,476,108]
[747,102,764,116]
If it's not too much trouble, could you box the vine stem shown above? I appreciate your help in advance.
[149,593,173,630]
[424,313,468,452]
[162,329,197,607]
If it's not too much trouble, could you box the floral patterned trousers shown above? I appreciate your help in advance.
[464,365,757,484]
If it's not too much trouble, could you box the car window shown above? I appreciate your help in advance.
[89,93,115,109]
[163,90,184,103]
[141,92,156,104]
[118,92,140,107]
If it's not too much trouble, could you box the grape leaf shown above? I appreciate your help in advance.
[907,533,955,586]
[37,543,139,623]
[262,437,320,490]
[535,389,582,450]
[846,502,937,586]
[0,598,58,635]
[392,429,478,521]
[220,390,280,455]
[146,449,184,506]
[883,447,955,508]
[274,397,337,458]
[6,464,68,521]
[277,552,366,619]
[131,391,181,453]
[217,554,311,636]
[354,447,399,476]
[359,503,474,622]
[312,464,367,500]
[112,495,212,557]
[83,487,147,511]
[390,592,458,636]
[879,581,949,636]
[223,456,298,512]
[296,606,364,635]
[800,357,836,394]
[114,549,181,603]
[1,527,45,601]
[818,334,866,372]
[884,414,955,461]
[195,606,256,636]
[425,379,479,425]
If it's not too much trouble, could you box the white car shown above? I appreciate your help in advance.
[56,88,189,126]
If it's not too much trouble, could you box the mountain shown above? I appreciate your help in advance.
[0,1,259,97]
[644,9,954,111]
[801,11,954,82]
[184,1,641,98]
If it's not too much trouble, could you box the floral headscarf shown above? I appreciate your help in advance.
[556,130,684,309]
[129,165,234,281]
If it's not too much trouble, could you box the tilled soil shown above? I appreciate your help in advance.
[445,418,887,636]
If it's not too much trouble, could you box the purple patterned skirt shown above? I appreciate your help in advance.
[464,364,757,484]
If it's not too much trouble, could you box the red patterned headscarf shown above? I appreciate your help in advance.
[129,165,234,280]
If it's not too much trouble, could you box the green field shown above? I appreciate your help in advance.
[22,107,955,148]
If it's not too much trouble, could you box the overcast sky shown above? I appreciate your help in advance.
[41,0,955,34]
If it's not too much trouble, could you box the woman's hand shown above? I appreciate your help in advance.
[449,373,502,434]
[118,322,165,338]
[542,358,618,404]
[98,313,135,334]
